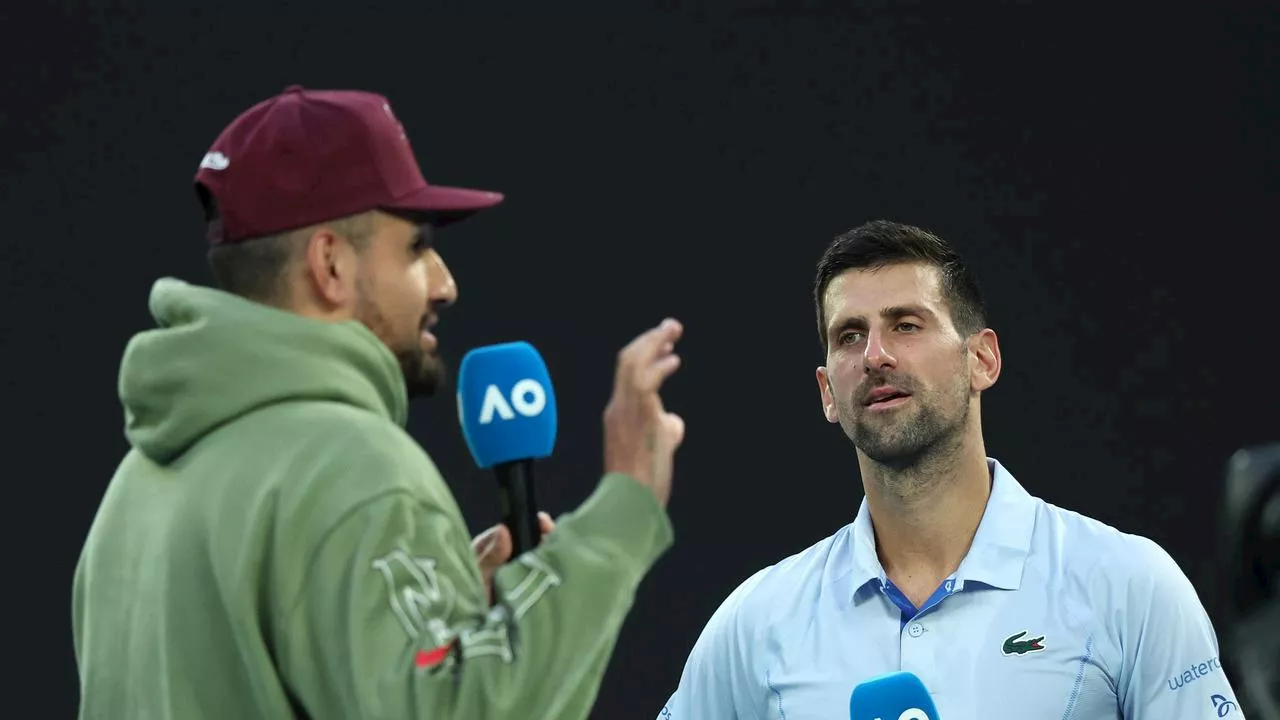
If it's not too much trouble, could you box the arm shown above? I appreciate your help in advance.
[1117,538,1245,719]
[658,570,768,720]
[277,472,672,720]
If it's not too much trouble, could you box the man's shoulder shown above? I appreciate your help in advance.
[228,400,430,468]
[715,525,855,623]
[766,524,855,583]
[1032,496,1191,595]
[210,399,447,510]
[251,398,412,440]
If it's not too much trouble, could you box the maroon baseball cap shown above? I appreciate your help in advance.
[194,85,504,245]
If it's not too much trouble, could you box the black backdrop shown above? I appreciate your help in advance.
[5,3,1277,718]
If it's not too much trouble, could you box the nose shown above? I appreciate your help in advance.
[425,249,458,307]
[862,328,898,373]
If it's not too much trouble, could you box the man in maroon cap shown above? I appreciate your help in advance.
[72,85,687,720]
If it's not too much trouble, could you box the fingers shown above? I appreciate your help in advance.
[616,319,683,387]
[473,523,513,572]
[663,411,686,447]
[636,351,682,393]
[538,511,556,536]
[474,516,558,605]
[628,319,683,362]
[476,515,555,566]
[472,524,499,555]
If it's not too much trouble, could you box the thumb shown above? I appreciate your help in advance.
[474,524,513,571]
[664,411,685,447]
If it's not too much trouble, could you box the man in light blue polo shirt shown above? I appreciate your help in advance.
[658,220,1244,719]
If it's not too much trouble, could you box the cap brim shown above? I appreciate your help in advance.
[384,184,504,227]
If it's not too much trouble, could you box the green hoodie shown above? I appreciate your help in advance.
[72,278,674,719]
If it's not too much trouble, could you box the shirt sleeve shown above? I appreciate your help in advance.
[1116,537,1246,719]
[658,569,769,720]
[275,471,673,720]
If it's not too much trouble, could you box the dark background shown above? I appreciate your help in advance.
[5,3,1277,718]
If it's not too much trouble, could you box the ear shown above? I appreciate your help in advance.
[300,227,361,311]
[969,328,1001,393]
[816,366,840,424]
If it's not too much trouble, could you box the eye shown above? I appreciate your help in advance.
[411,227,435,254]
[896,322,921,332]
[838,331,864,345]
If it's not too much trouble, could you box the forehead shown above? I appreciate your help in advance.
[823,263,945,323]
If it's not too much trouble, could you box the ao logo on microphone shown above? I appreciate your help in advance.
[456,341,558,468]
[873,711,930,720]
[478,379,548,424]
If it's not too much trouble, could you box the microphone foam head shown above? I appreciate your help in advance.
[456,341,558,468]
[848,671,939,720]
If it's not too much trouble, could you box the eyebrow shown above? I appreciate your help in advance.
[829,304,937,334]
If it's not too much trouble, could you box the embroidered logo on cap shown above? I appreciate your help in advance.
[199,152,230,171]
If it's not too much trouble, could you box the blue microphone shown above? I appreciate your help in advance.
[848,671,940,720]
[457,341,558,555]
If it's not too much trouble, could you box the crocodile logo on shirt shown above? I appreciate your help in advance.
[1002,630,1046,656]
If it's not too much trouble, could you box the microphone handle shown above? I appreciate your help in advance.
[495,459,540,556]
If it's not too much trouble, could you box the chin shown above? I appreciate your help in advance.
[397,349,447,398]
[849,419,924,462]
[405,370,444,398]
[854,429,914,458]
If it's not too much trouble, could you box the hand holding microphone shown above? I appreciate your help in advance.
[471,511,555,601]
[849,671,940,720]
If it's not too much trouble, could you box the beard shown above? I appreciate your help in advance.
[395,346,446,398]
[838,370,971,470]
[354,278,446,399]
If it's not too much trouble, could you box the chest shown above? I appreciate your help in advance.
[757,589,1119,720]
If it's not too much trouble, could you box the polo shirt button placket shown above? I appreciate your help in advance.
[900,616,938,695]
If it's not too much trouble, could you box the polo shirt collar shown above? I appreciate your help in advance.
[847,457,1037,602]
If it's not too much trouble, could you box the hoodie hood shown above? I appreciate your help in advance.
[119,278,408,464]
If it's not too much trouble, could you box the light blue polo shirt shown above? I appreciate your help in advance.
[658,458,1244,719]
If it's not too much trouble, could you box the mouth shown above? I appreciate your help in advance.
[863,387,912,410]
[420,317,438,350]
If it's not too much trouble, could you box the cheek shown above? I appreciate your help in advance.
[926,358,971,398]
[833,351,866,381]
[827,367,859,404]
[409,261,430,295]
[389,263,428,315]
[373,266,428,326]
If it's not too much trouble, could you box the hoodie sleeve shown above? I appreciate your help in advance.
[274,470,673,720]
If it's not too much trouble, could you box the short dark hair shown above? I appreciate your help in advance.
[812,219,987,347]
[201,197,373,305]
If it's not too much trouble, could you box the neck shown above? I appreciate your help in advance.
[282,285,353,324]
[858,422,991,585]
